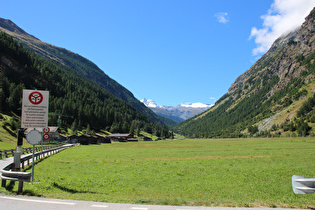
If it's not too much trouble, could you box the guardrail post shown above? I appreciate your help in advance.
[1,179,6,188]
[18,181,24,193]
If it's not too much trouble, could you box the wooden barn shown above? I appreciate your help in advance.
[108,134,132,142]
[76,134,111,145]
[95,134,111,143]
[76,134,97,145]
[143,136,153,141]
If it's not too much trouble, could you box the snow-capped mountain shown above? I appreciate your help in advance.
[140,99,213,123]
[140,98,160,108]
[179,102,212,108]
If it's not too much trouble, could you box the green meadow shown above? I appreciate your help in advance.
[2,138,315,208]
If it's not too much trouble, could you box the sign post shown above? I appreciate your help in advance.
[26,129,42,182]
[21,89,49,182]
[14,129,25,171]
[42,127,50,157]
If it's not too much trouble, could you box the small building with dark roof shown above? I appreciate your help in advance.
[143,136,152,141]
[108,134,132,142]
[95,134,111,143]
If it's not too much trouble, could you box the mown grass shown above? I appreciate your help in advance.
[1,138,314,208]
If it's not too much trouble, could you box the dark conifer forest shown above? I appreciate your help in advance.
[0,32,170,137]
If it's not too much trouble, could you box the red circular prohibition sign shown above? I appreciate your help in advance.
[43,133,50,140]
[29,91,43,105]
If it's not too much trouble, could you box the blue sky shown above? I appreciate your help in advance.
[1,0,314,106]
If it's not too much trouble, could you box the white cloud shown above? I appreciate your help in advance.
[249,0,315,56]
[215,12,229,24]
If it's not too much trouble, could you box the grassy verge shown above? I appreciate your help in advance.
[0,114,21,150]
[1,138,314,208]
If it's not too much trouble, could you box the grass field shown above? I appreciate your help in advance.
[1,138,314,208]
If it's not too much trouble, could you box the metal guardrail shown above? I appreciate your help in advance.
[292,175,315,194]
[0,144,75,193]
[0,145,65,159]
[0,170,31,193]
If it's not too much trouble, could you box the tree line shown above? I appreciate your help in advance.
[0,32,171,138]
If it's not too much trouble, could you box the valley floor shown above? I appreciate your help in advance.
[0,138,314,208]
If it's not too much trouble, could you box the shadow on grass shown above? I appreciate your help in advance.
[53,182,97,194]
[2,180,41,196]
[1,157,49,196]
[5,180,15,191]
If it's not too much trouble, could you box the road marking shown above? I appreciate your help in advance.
[131,207,149,210]
[0,196,76,205]
[91,204,108,208]
[176,209,195,210]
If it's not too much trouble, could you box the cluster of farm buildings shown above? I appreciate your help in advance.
[27,127,153,145]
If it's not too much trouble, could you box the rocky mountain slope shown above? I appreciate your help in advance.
[141,99,212,123]
[175,8,315,138]
[0,18,163,124]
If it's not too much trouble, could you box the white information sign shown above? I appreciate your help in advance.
[21,89,49,128]
[26,129,42,145]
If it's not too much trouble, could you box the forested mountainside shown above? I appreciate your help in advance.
[0,32,171,138]
[0,18,163,124]
[175,8,315,138]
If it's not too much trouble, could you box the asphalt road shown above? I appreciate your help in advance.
[0,194,305,210]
